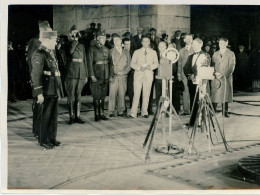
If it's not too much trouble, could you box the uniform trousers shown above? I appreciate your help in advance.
[38,96,58,144]
[90,79,109,100]
[130,71,153,117]
[32,100,41,136]
[108,76,127,114]
[64,78,85,102]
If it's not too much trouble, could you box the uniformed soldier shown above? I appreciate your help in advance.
[27,37,42,139]
[30,20,62,149]
[87,30,110,121]
[65,25,88,124]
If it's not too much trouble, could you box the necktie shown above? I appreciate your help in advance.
[144,49,147,56]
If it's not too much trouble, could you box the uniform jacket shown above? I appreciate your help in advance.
[87,41,110,80]
[178,46,194,76]
[132,34,145,51]
[108,48,131,78]
[211,49,236,103]
[65,41,88,80]
[131,47,159,72]
[30,47,62,98]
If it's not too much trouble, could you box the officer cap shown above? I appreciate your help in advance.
[96,30,106,38]
[90,22,96,26]
[38,20,51,31]
[175,30,181,33]
[38,20,57,40]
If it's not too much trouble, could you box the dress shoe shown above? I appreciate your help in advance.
[75,117,85,124]
[127,115,135,119]
[148,111,154,115]
[100,115,109,120]
[117,113,126,117]
[109,114,115,117]
[68,118,75,125]
[143,115,149,118]
[50,140,61,147]
[224,112,230,118]
[40,142,54,149]
[95,115,100,122]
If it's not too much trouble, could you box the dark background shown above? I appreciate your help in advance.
[8,5,260,52]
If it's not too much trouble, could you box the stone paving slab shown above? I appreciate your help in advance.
[6,92,260,190]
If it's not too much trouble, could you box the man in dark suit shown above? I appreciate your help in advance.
[171,30,185,51]
[65,25,88,125]
[150,28,160,52]
[132,27,144,51]
[183,38,211,126]
[30,20,62,149]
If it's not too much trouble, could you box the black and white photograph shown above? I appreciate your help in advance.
[1,0,260,193]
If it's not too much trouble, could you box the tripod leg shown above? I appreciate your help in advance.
[143,98,162,148]
[188,85,199,129]
[145,102,164,162]
[205,94,231,151]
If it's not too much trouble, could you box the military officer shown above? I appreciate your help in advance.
[30,20,62,149]
[87,30,110,121]
[211,38,236,117]
[27,37,42,139]
[65,25,88,124]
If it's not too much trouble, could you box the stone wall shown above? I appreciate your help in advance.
[53,5,190,41]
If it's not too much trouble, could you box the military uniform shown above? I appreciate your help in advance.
[30,46,62,147]
[65,40,88,124]
[87,40,110,121]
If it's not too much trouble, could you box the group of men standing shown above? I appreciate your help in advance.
[28,21,235,149]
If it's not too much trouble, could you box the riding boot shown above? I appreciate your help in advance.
[74,101,85,124]
[99,99,109,120]
[67,101,75,125]
[94,100,100,122]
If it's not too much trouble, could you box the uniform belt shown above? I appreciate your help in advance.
[72,58,83,63]
[95,60,108,64]
[43,71,61,77]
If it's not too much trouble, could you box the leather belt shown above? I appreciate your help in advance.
[72,58,83,63]
[43,71,61,77]
[95,60,108,64]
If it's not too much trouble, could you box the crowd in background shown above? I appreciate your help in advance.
[7,22,260,104]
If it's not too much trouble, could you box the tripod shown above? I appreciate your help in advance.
[187,80,231,154]
[143,78,189,162]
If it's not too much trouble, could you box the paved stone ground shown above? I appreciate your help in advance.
[6,91,260,191]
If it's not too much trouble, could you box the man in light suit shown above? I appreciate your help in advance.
[211,38,236,117]
[177,34,194,115]
[129,37,159,118]
[108,35,131,117]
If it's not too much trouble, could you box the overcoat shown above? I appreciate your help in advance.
[211,49,236,103]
